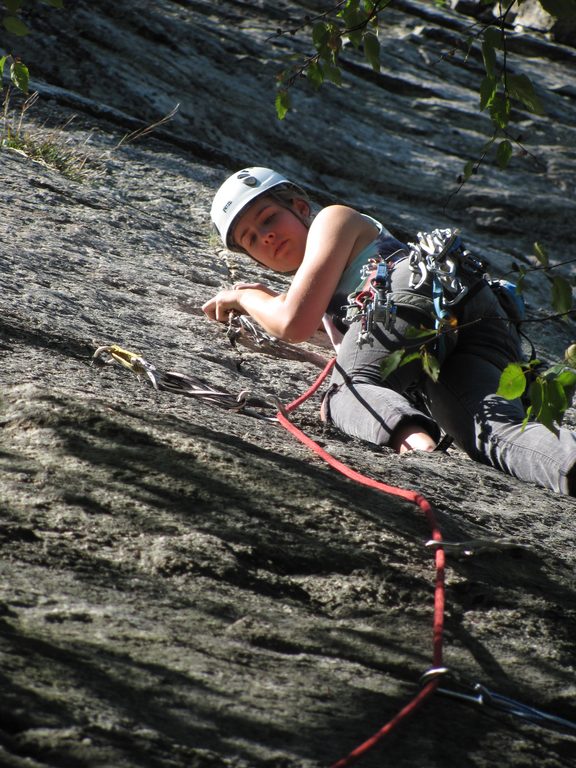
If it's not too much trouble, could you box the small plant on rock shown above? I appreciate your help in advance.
[1,85,95,181]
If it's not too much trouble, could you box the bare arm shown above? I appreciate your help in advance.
[202,206,378,342]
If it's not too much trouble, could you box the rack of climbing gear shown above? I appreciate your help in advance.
[344,228,487,349]
[421,668,576,734]
[351,259,397,346]
[92,344,278,421]
[407,228,486,303]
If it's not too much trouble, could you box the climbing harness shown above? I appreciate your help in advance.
[92,344,278,421]
[421,668,576,734]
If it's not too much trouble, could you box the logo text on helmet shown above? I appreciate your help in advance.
[223,201,233,213]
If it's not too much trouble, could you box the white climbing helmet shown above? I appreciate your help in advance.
[210,167,306,251]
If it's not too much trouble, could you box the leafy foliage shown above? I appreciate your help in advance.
[497,358,576,434]
[522,242,574,317]
[492,243,574,423]
[0,52,29,91]
[271,0,573,180]
[379,348,405,381]
[1,0,64,92]
[275,1,387,117]
[1,1,68,169]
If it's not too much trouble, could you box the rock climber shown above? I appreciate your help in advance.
[202,167,576,495]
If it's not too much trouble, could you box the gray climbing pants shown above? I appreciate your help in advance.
[323,261,576,495]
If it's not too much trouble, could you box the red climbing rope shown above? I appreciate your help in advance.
[276,357,446,768]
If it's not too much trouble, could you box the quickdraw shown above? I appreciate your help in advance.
[92,344,278,421]
[420,668,576,734]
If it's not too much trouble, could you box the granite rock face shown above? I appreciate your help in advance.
[1,2,575,767]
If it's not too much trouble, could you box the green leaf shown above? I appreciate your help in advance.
[542,378,566,429]
[338,0,360,17]
[484,25,504,50]
[306,61,324,89]
[533,241,549,268]
[316,23,341,64]
[527,357,543,372]
[404,326,437,339]
[275,90,291,120]
[10,60,29,92]
[550,377,568,412]
[0,55,6,78]
[496,139,513,169]
[340,3,364,48]
[528,378,562,434]
[399,351,422,367]
[347,27,364,49]
[322,61,342,85]
[538,399,560,434]
[363,31,380,72]
[528,377,543,413]
[490,91,510,129]
[380,349,405,381]
[497,362,526,400]
[515,263,527,293]
[481,37,497,79]
[312,22,330,51]
[5,0,23,12]
[551,275,573,315]
[479,75,497,111]
[462,159,474,181]
[542,362,569,380]
[538,0,576,20]
[555,367,576,390]
[422,350,440,382]
[3,15,29,35]
[507,73,544,116]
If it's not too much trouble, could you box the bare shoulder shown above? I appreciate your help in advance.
[311,204,368,231]
[308,205,379,262]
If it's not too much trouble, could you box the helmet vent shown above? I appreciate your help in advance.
[237,170,259,187]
